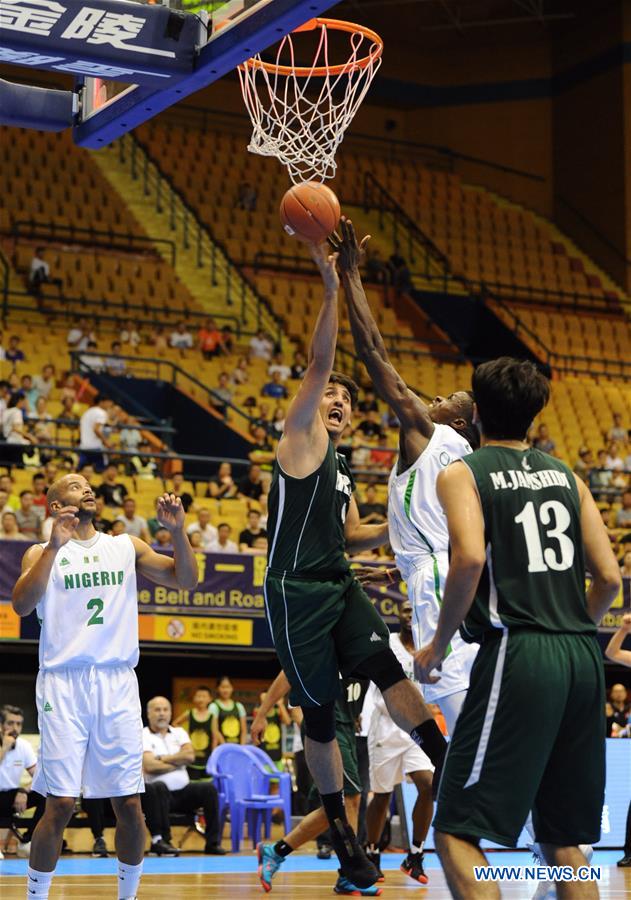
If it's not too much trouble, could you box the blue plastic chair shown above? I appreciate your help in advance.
[206,744,291,852]
[242,745,292,840]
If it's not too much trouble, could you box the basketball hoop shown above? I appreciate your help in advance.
[236,18,383,183]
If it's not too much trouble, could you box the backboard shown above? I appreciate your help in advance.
[0,0,340,146]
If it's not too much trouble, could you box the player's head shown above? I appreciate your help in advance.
[472,357,550,442]
[216,676,233,701]
[428,390,479,448]
[398,599,413,636]
[147,696,172,731]
[319,372,358,440]
[47,474,96,522]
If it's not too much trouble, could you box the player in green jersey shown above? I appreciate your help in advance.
[264,243,447,889]
[252,670,377,896]
[415,357,621,899]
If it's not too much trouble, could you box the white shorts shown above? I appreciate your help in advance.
[408,555,479,703]
[368,728,434,794]
[32,665,144,799]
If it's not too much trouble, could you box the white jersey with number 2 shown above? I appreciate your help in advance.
[36,532,139,670]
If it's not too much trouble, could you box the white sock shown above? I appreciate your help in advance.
[151,834,162,844]
[26,866,54,899]
[411,842,424,854]
[117,860,143,900]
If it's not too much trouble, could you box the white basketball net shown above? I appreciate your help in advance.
[237,20,383,183]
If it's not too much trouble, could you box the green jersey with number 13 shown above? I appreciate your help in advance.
[460,446,595,642]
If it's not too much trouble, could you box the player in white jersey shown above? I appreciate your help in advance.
[364,600,434,885]
[331,219,479,734]
[11,474,198,900]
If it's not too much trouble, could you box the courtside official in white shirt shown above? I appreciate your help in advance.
[0,704,46,859]
[12,474,198,900]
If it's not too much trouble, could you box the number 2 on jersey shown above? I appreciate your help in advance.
[86,597,104,626]
[514,500,574,573]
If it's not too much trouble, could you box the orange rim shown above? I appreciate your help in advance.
[238,18,383,78]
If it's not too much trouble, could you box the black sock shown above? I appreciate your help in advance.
[409,720,447,769]
[321,791,348,830]
[273,839,294,858]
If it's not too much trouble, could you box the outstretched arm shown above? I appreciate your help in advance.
[330,220,433,462]
[606,615,631,666]
[277,244,340,476]
[345,495,389,554]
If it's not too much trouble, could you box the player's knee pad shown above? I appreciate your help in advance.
[355,648,407,694]
[302,701,337,744]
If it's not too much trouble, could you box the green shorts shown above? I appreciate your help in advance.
[264,569,390,708]
[434,629,605,848]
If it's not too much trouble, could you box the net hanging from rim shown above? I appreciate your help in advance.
[237,18,383,183]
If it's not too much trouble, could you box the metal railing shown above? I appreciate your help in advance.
[115,132,283,345]
[11,220,177,268]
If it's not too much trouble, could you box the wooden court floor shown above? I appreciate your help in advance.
[1,852,631,898]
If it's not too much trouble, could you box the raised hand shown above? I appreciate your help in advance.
[156,494,185,533]
[621,613,631,633]
[328,217,371,273]
[48,507,79,550]
[308,241,340,296]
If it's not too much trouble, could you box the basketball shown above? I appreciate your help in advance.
[279,182,341,243]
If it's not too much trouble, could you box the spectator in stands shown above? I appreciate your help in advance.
[358,485,387,524]
[0,511,28,540]
[198,318,223,360]
[365,247,388,284]
[142,697,226,856]
[268,352,291,382]
[621,550,631,578]
[236,181,257,211]
[606,684,630,736]
[250,402,271,434]
[625,435,631,472]
[573,446,593,482]
[66,318,95,351]
[249,330,273,361]
[0,475,19,509]
[210,678,246,748]
[251,535,268,553]
[110,520,126,536]
[169,321,193,351]
[79,340,105,373]
[249,426,275,466]
[31,473,47,513]
[0,334,5,362]
[208,462,239,500]
[238,509,267,551]
[170,472,194,512]
[0,379,10,423]
[231,356,250,386]
[29,396,54,447]
[152,527,174,551]
[119,424,142,458]
[609,413,627,443]
[606,440,625,472]
[355,409,384,440]
[237,463,264,502]
[120,319,141,349]
[78,393,113,471]
[130,443,158,481]
[221,326,234,355]
[533,423,556,454]
[105,341,126,376]
[188,532,203,549]
[0,704,46,858]
[290,350,307,380]
[32,364,55,402]
[3,393,34,447]
[172,686,214,781]
[0,491,11,515]
[150,326,168,354]
[28,247,62,297]
[5,335,25,364]
[261,370,289,401]
[92,495,113,534]
[96,463,128,508]
[616,492,631,530]
[388,246,412,293]
[270,407,285,439]
[14,490,41,540]
[186,508,218,551]
[19,375,37,413]
[211,372,233,418]
[116,497,150,543]
[209,523,238,554]
[358,388,379,414]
